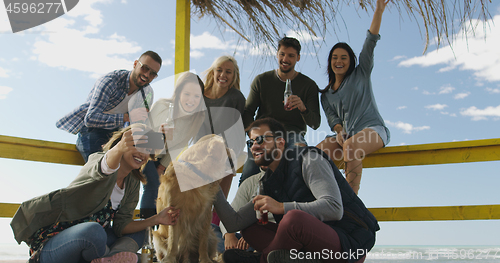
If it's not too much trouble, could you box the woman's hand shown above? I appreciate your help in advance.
[336,131,346,147]
[105,128,146,170]
[370,0,391,35]
[253,195,284,215]
[156,206,180,226]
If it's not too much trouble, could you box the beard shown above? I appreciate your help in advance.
[131,70,148,88]
[254,143,279,167]
[279,64,292,73]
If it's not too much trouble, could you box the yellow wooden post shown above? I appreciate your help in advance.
[175,0,190,75]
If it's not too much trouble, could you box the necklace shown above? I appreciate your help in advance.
[275,69,298,82]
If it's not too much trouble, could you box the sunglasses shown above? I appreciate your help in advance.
[137,61,158,79]
[246,135,275,148]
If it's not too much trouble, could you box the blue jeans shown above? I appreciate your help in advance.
[76,126,118,162]
[39,222,144,263]
[140,160,160,213]
[239,131,307,185]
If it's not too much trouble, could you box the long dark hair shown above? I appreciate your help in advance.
[320,42,357,93]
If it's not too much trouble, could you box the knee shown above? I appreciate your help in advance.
[343,140,365,161]
[280,210,310,228]
[79,222,107,255]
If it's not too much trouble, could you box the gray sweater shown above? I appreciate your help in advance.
[214,151,343,233]
[321,31,390,142]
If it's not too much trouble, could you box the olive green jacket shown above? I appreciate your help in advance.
[11,152,140,245]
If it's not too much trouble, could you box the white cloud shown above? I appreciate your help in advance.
[425,104,448,110]
[191,32,231,50]
[397,106,407,110]
[385,120,430,134]
[460,105,500,121]
[398,14,500,83]
[162,59,173,66]
[422,90,434,95]
[454,92,470,99]
[285,29,321,43]
[0,86,13,99]
[412,87,419,90]
[391,55,407,61]
[30,0,141,77]
[439,85,455,94]
[486,87,500,94]
[0,67,8,78]
[190,50,205,59]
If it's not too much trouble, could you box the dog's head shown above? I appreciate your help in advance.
[172,134,235,192]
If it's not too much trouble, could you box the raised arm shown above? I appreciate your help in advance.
[369,0,390,35]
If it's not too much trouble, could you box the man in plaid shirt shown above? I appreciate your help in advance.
[56,51,162,162]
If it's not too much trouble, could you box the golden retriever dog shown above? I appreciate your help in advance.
[153,135,233,263]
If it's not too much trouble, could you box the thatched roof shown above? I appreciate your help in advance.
[192,0,492,54]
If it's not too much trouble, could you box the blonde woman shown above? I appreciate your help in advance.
[199,55,246,198]
[195,56,246,252]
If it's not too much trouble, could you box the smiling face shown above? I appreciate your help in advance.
[248,125,284,171]
[179,82,202,113]
[131,55,161,89]
[122,147,149,171]
[330,48,351,77]
[213,60,235,90]
[277,46,300,74]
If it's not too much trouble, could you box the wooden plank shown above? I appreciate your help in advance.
[0,203,20,218]
[1,135,499,169]
[3,203,500,221]
[0,135,84,166]
[369,205,500,221]
[363,141,500,168]
[175,0,190,74]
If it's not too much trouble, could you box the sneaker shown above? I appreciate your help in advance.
[222,249,261,263]
[267,249,322,263]
[90,251,138,263]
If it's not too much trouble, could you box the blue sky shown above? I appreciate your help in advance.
[1,0,499,253]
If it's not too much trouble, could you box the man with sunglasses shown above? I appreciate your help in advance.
[56,51,162,162]
[240,36,321,185]
[215,117,379,263]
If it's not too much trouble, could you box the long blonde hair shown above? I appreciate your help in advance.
[203,55,241,95]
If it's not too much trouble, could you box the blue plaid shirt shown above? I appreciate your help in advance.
[56,70,154,134]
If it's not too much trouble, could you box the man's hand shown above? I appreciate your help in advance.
[253,195,284,215]
[283,95,306,112]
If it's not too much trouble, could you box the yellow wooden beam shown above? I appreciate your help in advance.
[175,0,190,74]
[1,135,499,169]
[3,203,500,221]
[362,138,500,168]
[369,204,500,221]
[0,203,20,218]
[0,135,84,166]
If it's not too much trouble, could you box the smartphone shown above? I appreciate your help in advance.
[134,131,165,149]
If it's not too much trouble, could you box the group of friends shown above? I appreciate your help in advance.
[11,0,392,262]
